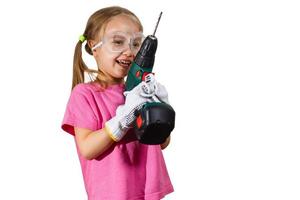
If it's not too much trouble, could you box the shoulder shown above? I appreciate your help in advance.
[72,83,102,96]
[67,83,101,113]
[71,82,125,105]
[73,83,94,93]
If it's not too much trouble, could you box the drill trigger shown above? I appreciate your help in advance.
[142,72,155,82]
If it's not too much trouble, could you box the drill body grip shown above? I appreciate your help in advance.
[125,62,152,91]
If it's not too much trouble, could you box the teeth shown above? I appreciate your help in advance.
[118,60,131,65]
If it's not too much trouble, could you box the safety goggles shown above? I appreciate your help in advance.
[91,31,145,54]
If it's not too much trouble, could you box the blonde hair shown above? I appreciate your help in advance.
[72,6,143,89]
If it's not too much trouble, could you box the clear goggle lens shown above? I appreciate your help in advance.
[92,31,145,54]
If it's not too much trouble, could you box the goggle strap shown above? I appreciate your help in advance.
[91,41,103,51]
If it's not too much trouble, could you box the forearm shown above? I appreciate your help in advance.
[75,127,115,160]
[160,136,171,150]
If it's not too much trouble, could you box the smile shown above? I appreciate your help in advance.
[116,59,132,68]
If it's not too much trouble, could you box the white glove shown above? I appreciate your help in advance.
[105,74,170,142]
[139,74,169,104]
[104,82,149,142]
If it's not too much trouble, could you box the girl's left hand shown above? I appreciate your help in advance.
[139,74,169,104]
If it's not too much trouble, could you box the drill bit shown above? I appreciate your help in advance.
[153,12,163,36]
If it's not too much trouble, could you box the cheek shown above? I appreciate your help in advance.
[97,51,117,67]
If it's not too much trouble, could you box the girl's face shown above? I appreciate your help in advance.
[91,15,142,84]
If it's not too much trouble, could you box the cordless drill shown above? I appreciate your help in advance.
[125,12,175,145]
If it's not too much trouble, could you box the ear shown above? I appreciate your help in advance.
[87,40,97,55]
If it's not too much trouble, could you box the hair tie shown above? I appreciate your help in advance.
[79,35,86,43]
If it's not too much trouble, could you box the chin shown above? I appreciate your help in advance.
[118,69,129,77]
[114,72,127,79]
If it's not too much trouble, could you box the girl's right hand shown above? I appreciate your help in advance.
[104,82,150,142]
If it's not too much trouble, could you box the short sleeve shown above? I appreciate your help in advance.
[61,84,100,135]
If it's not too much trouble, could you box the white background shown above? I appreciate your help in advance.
[0,0,299,199]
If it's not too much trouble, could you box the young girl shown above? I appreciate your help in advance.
[62,6,174,200]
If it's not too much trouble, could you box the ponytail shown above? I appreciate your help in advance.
[72,40,98,90]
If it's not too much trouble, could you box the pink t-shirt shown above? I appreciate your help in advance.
[62,83,173,200]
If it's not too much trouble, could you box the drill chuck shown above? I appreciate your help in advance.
[134,35,158,69]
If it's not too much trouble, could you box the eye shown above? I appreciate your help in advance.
[132,40,142,48]
[112,39,125,46]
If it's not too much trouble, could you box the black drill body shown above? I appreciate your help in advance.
[125,34,175,145]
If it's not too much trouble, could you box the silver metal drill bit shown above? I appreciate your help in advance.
[153,12,163,36]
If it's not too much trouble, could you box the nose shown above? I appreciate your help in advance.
[122,44,135,57]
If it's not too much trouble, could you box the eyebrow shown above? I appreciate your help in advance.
[112,34,126,39]
[106,30,143,35]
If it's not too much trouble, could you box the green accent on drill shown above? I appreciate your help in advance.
[125,62,153,91]
[142,102,174,110]
[142,102,161,108]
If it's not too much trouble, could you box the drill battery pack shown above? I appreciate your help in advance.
[134,102,175,144]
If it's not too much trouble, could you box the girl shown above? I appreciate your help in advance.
[61,6,174,200]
